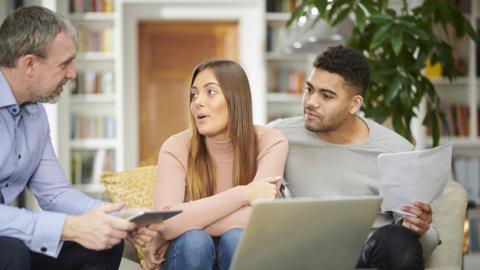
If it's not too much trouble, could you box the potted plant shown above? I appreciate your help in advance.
[288,0,479,146]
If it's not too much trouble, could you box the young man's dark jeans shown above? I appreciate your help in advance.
[0,236,124,270]
[356,224,424,270]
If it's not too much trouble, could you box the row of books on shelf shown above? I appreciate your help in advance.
[427,105,480,137]
[268,67,305,94]
[70,113,116,139]
[266,0,298,12]
[71,70,114,95]
[71,149,115,185]
[69,0,114,13]
[77,27,113,53]
[266,24,288,52]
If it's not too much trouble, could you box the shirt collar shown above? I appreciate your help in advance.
[0,69,18,109]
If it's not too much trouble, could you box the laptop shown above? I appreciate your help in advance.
[229,196,382,270]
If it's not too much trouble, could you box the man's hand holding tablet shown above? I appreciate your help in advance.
[127,210,182,228]
[120,209,182,247]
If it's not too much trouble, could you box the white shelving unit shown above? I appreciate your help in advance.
[70,138,117,149]
[70,93,116,103]
[425,3,480,148]
[267,93,303,103]
[265,11,290,21]
[76,52,115,61]
[263,0,345,123]
[264,8,311,122]
[422,0,480,255]
[69,12,115,21]
[52,1,121,197]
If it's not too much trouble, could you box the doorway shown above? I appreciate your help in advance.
[138,21,238,165]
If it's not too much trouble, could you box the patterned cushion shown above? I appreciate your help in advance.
[101,165,158,261]
[101,166,157,210]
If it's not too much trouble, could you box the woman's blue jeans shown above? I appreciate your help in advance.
[161,228,243,270]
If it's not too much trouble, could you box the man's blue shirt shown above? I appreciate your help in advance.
[0,70,102,257]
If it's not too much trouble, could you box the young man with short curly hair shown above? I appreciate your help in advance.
[269,45,440,270]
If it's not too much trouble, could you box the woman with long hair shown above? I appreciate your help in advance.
[142,60,288,270]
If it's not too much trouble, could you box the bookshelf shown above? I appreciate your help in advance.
[424,0,480,205]
[422,0,480,254]
[265,1,309,122]
[54,0,119,196]
[264,1,301,122]
[264,0,344,122]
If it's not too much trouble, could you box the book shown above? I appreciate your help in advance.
[70,113,116,139]
[92,149,106,184]
[71,149,115,185]
[70,0,114,13]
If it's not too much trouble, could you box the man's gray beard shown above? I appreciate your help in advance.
[38,92,62,104]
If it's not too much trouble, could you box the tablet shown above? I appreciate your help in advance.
[127,210,182,227]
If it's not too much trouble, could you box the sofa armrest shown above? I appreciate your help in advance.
[425,180,468,269]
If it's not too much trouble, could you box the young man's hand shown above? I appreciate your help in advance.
[401,201,433,236]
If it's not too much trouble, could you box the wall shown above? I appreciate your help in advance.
[118,0,265,168]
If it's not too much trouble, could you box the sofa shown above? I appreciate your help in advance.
[101,166,468,270]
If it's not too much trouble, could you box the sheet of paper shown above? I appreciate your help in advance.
[378,144,452,214]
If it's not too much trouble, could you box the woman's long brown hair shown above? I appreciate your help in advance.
[186,60,258,201]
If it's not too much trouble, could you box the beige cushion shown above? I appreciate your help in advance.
[101,166,158,262]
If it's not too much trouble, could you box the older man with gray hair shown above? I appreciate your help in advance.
[0,6,155,270]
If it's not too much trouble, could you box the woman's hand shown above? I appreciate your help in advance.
[141,242,167,270]
[128,226,158,248]
[243,177,279,205]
